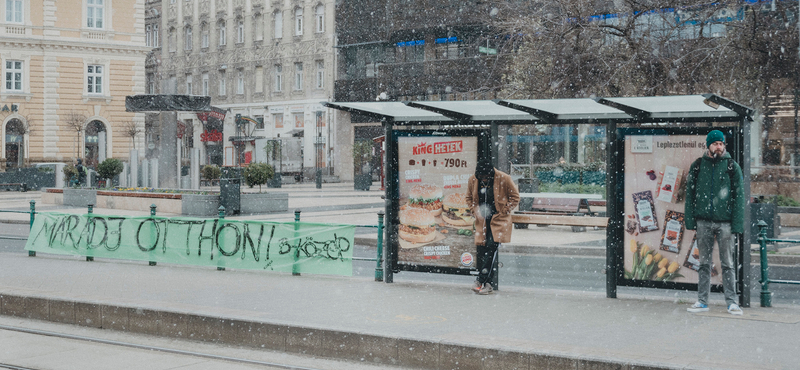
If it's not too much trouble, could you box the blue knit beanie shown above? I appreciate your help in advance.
[706,130,725,148]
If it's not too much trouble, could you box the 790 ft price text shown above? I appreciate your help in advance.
[408,159,468,167]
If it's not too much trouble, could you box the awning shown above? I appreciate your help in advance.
[125,95,211,112]
[323,94,753,125]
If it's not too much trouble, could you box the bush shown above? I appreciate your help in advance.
[243,162,274,192]
[97,158,124,184]
[201,165,221,181]
[538,182,606,199]
[765,195,800,207]
[63,164,78,186]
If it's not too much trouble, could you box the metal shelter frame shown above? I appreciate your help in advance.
[324,94,756,305]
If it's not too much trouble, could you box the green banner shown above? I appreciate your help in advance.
[25,212,355,276]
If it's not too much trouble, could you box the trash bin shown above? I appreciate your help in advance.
[220,167,242,215]
[517,178,540,212]
[750,202,778,244]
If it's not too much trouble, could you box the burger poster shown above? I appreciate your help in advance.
[622,134,722,286]
[396,135,479,270]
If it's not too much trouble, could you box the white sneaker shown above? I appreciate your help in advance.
[687,301,709,313]
[728,304,743,316]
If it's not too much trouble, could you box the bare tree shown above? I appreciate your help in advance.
[64,111,87,159]
[122,120,142,149]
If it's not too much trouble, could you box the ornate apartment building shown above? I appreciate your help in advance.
[150,0,337,179]
[0,0,148,169]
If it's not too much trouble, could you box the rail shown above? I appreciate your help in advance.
[0,201,386,282]
[756,221,800,307]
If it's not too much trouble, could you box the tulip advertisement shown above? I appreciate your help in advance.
[396,135,479,271]
[623,134,722,285]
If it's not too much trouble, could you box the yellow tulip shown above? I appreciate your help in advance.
[668,261,679,273]
[630,240,638,254]
[656,267,667,278]
[653,253,662,263]
[658,258,668,269]
[645,254,653,265]
[640,245,649,258]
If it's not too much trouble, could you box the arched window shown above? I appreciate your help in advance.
[4,118,24,169]
[254,13,263,41]
[84,120,107,168]
[185,25,193,50]
[201,22,209,48]
[218,20,227,46]
[315,5,324,33]
[273,11,282,39]
[294,7,303,36]
[236,18,244,43]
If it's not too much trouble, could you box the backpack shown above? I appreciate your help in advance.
[690,157,736,188]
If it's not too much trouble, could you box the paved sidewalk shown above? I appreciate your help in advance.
[0,252,798,370]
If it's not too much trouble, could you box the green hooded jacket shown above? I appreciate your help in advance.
[684,151,745,233]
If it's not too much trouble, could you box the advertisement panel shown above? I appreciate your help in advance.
[396,134,480,272]
[622,132,724,286]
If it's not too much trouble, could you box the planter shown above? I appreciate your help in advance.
[63,188,97,207]
[354,174,372,191]
[181,194,221,217]
[240,193,289,214]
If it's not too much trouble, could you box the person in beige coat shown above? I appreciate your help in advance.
[465,159,520,294]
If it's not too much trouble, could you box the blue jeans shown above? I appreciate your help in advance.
[696,219,738,306]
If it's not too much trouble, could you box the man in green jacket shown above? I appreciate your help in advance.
[685,130,745,315]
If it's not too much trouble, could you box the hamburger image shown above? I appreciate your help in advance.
[407,183,443,216]
[398,208,438,243]
[441,193,475,227]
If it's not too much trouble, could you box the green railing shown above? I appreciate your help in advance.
[756,221,800,307]
[2,202,386,282]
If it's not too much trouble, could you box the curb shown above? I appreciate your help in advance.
[0,292,679,370]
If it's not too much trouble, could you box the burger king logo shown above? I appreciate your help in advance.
[460,252,474,267]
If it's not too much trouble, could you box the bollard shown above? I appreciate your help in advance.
[86,204,94,261]
[28,200,35,257]
[217,206,226,271]
[149,204,157,266]
[375,211,384,282]
[292,209,301,276]
[758,221,772,307]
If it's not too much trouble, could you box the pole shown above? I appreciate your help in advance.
[217,206,225,271]
[149,204,157,266]
[292,209,301,276]
[758,221,772,307]
[86,204,94,261]
[28,200,35,257]
[375,211,384,281]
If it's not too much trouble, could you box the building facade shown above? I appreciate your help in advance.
[0,0,148,170]
[153,0,337,179]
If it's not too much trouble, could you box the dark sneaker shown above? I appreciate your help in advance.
[471,281,482,293]
[478,284,494,295]
[687,301,709,313]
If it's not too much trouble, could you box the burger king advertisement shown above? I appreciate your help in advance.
[396,134,480,271]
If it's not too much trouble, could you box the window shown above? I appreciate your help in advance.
[146,25,152,47]
[274,64,282,92]
[218,70,226,95]
[255,115,264,129]
[6,0,22,23]
[87,0,104,29]
[236,69,244,94]
[255,66,263,93]
[293,113,303,128]
[315,60,324,89]
[294,7,303,36]
[185,74,192,94]
[87,65,103,94]
[254,14,263,41]
[5,60,22,92]
[168,27,176,52]
[201,23,209,48]
[315,5,324,33]
[273,113,283,128]
[294,62,302,90]
[315,111,325,127]
[202,72,209,95]
[237,19,244,43]
[147,73,155,94]
[185,26,192,50]
[153,24,159,47]
[218,20,226,46]
[273,11,282,39]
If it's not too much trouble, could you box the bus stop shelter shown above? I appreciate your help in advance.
[324,94,756,306]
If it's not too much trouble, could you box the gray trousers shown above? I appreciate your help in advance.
[696,219,738,306]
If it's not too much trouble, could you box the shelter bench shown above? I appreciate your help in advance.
[514,193,606,232]
[0,183,27,192]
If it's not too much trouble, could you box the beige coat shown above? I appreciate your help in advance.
[466,169,520,245]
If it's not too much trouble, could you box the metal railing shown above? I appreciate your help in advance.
[756,221,800,307]
[1,202,386,282]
